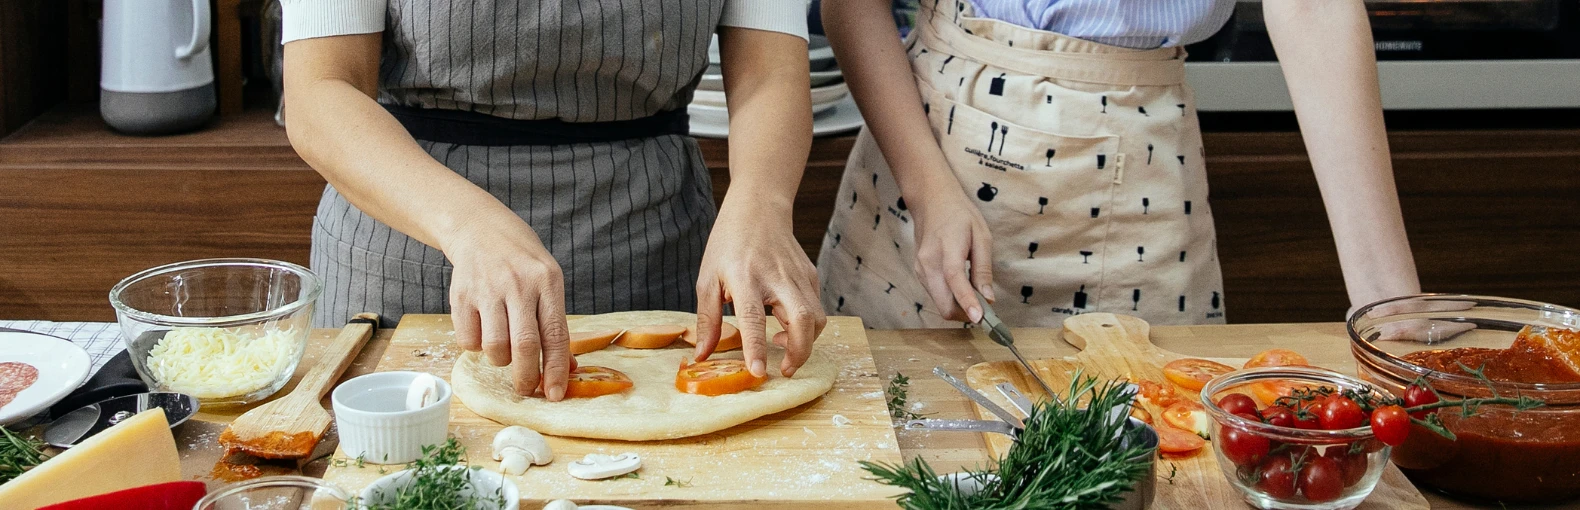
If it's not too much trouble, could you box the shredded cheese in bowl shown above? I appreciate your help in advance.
[145,327,303,399]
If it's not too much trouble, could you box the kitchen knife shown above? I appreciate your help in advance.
[975,289,1057,399]
[904,418,1018,437]
[932,367,1024,429]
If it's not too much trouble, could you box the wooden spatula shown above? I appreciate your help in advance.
[218,313,379,459]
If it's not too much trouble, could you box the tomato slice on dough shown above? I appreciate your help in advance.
[1244,348,1310,369]
[676,359,767,396]
[615,325,687,349]
[569,330,624,355]
[565,366,634,398]
[681,323,743,352]
[1161,358,1235,392]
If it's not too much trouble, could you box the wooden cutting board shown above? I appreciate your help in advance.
[322,314,903,509]
[963,313,1428,510]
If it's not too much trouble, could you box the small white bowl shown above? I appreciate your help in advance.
[359,465,519,510]
[332,371,451,464]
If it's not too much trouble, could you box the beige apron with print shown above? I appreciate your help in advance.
[817,0,1226,329]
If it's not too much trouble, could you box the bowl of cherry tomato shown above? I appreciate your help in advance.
[1200,366,1399,510]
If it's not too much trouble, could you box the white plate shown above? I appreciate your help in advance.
[689,95,864,139]
[0,330,92,425]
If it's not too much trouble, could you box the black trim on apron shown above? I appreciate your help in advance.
[384,104,691,146]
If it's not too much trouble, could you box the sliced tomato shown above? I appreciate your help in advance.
[1244,348,1310,369]
[615,325,687,349]
[569,329,624,355]
[681,323,743,352]
[565,366,634,398]
[1137,380,1180,408]
[1156,421,1208,454]
[1163,401,1212,439]
[676,359,767,396]
[1162,358,1236,392]
[1251,380,1326,407]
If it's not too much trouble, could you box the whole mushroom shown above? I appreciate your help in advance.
[492,426,553,475]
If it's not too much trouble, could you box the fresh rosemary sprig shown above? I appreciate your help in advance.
[0,427,47,484]
[359,438,507,510]
[862,373,1151,510]
[887,372,929,422]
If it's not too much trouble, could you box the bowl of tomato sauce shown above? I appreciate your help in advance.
[1348,294,1580,504]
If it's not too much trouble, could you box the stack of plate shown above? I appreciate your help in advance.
[689,34,864,139]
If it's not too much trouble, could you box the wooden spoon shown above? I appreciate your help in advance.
[218,313,378,459]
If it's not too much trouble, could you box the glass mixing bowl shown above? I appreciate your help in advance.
[194,475,349,510]
[109,258,321,407]
[1348,294,1580,504]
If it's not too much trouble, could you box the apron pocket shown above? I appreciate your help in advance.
[918,81,1122,240]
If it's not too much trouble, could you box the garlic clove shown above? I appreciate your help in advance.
[567,452,642,480]
[406,373,441,410]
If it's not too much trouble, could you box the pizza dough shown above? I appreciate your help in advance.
[451,311,837,441]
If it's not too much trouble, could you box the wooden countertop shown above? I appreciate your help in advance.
[178,323,1552,509]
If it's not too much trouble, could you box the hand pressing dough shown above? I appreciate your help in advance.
[452,311,837,441]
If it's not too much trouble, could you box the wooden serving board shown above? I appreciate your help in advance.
[322,314,903,509]
[963,313,1428,510]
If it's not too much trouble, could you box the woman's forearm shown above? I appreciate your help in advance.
[822,0,958,206]
[283,36,519,252]
[1265,0,1421,308]
[718,27,814,217]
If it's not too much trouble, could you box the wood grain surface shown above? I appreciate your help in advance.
[961,314,1426,510]
[170,321,1552,508]
[320,315,904,509]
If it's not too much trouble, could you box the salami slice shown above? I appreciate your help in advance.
[0,361,40,409]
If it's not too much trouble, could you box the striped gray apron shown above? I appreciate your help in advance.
[309,0,725,327]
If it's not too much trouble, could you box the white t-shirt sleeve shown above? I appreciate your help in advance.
[281,0,387,43]
[719,0,810,41]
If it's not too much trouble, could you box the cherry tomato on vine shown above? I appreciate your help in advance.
[1220,426,1271,466]
[1403,384,1438,420]
[1217,393,1259,417]
[1256,455,1298,500]
[1261,406,1297,428]
[1322,446,1369,487]
[1298,456,1345,502]
[1370,405,1410,446]
[1318,395,1366,430]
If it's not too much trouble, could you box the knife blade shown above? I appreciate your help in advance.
[905,418,1018,437]
[994,382,1037,416]
[975,289,1057,399]
[932,367,1024,429]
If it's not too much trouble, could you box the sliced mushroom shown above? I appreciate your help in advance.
[406,373,441,411]
[492,426,553,475]
[566,452,642,480]
[543,500,578,510]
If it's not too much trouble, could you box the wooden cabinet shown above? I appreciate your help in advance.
[2,107,1577,323]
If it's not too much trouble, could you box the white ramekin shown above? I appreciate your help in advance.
[331,371,451,464]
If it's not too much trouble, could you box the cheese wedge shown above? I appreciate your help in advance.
[0,408,182,509]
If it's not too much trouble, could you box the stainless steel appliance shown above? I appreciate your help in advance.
[1186,0,1580,111]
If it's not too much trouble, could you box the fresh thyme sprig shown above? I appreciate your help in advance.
[0,427,47,484]
[862,373,1151,509]
[664,476,693,487]
[358,438,507,510]
[887,372,929,422]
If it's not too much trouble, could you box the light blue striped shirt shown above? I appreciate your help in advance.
[967,0,1237,49]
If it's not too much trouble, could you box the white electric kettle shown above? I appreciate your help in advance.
[100,0,216,135]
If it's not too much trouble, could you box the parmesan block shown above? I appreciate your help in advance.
[0,408,181,509]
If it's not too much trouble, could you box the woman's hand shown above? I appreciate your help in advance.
[909,178,995,323]
[443,212,574,400]
[693,198,826,378]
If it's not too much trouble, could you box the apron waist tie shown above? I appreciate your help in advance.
[384,104,690,146]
